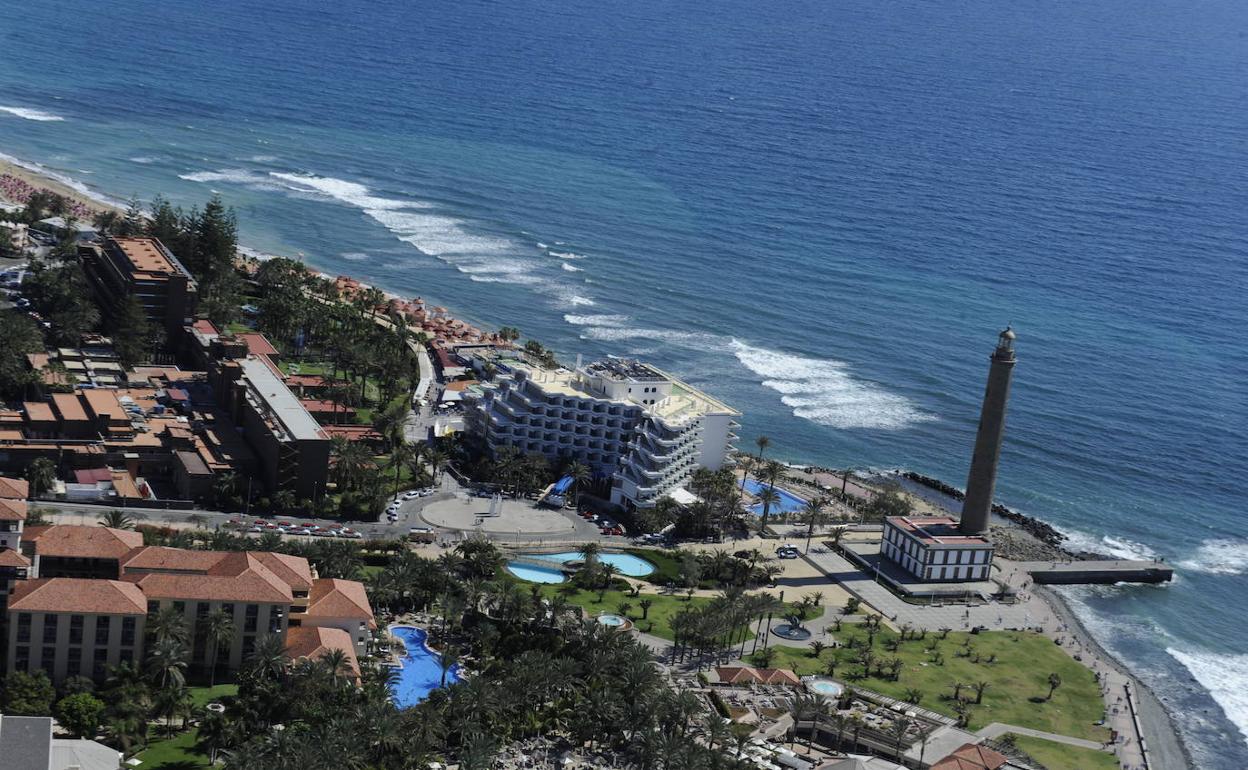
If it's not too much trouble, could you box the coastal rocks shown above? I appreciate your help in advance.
[989,525,1069,562]
[902,471,1080,558]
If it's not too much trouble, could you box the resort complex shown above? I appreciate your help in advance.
[466,356,740,509]
[0,175,1182,770]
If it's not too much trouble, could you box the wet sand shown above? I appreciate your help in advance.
[0,156,121,213]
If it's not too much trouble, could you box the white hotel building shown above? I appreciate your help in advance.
[881,516,995,582]
[467,359,739,509]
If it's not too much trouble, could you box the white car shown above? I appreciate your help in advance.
[403,490,420,500]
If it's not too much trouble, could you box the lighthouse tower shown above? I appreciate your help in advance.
[960,327,1017,536]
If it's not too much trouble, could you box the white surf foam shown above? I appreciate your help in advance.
[548,250,586,260]
[581,326,725,348]
[0,105,65,121]
[179,169,273,186]
[731,340,936,430]
[341,252,370,262]
[563,314,630,327]
[128,156,160,165]
[1059,528,1158,560]
[1175,539,1248,576]
[561,262,582,272]
[268,171,415,212]
[1168,648,1248,749]
[562,294,595,307]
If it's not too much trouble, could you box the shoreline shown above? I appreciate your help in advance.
[1039,585,1194,770]
[0,146,1198,769]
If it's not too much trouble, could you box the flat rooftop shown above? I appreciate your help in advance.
[512,360,738,421]
[887,516,991,547]
[239,357,325,442]
[584,358,666,382]
[109,236,196,282]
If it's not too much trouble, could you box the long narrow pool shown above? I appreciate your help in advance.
[505,551,656,583]
[388,625,460,708]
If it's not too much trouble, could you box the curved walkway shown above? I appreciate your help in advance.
[976,722,1110,752]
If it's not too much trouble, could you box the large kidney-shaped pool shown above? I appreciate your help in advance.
[506,551,656,583]
[388,625,460,708]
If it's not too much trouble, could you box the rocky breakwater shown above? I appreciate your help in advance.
[900,471,1099,561]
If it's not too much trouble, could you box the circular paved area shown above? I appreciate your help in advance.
[418,496,578,536]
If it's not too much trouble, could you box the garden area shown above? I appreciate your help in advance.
[756,625,1108,743]
[135,685,238,769]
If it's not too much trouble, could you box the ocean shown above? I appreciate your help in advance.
[1,0,1245,763]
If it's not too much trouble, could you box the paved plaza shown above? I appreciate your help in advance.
[416,493,603,542]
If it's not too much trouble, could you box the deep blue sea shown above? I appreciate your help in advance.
[2,1,1246,763]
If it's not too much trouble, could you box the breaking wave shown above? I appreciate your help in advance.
[731,340,936,430]
[1059,529,1158,560]
[0,105,65,121]
[1168,648,1248,749]
[1175,539,1248,576]
[563,314,631,327]
[181,167,582,293]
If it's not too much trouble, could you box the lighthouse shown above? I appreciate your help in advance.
[960,327,1017,536]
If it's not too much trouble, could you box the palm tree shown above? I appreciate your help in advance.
[638,598,654,620]
[203,610,235,687]
[245,633,289,682]
[389,440,416,496]
[756,487,781,535]
[146,637,189,690]
[99,509,140,529]
[147,606,189,645]
[568,461,591,504]
[974,680,990,704]
[754,435,771,465]
[25,457,56,498]
[152,683,191,737]
[1046,672,1062,700]
[198,711,231,764]
[802,497,827,554]
[903,687,923,706]
[439,647,460,687]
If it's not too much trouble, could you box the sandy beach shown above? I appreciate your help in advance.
[0,154,122,214]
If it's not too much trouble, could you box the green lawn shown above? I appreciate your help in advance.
[626,548,683,584]
[138,727,207,769]
[361,564,386,578]
[761,627,1108,742]
[136,685,236,769]
[538,584,821,642]
[1009,734,1119,770]
[189,683,237,709]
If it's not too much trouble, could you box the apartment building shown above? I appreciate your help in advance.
[468,358,739,509]
[80,236,198,337]
[3,527,373,683]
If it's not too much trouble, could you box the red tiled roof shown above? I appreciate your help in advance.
[0,547,29,568]
[192,319,219,335]
[931,743,1010,770]
[305,578,375,627]
[8,578,147,615]
[22,525,143,560]
[120,546,226,573]
[253,551,314,592]
[237,333,279,357]
[74,468,113,484]
[0,498,28,522]
[0,477,30,499]
[285,625,360,677]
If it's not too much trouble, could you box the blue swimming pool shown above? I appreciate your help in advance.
[506,551,657,583]
[541,551,656,577]
[505,562,567,583]
[388,625,460,708]
[743,479,809,515]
